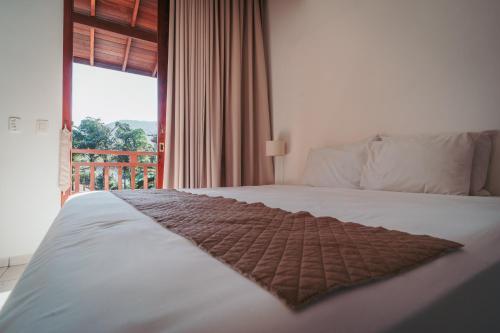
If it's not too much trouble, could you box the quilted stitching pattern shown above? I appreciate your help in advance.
[114,190,463,309]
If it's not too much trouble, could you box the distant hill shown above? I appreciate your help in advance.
[107,120,157,136]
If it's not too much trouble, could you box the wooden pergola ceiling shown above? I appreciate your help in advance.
[73,0,158,77]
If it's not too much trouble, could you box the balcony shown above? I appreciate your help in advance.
[71,149,158,193]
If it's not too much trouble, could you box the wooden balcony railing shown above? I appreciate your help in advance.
[71,149,158,193]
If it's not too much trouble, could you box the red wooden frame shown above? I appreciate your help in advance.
[62,0,168,199]
[63,0,73,131]
[61,0,73,204]
[157,0,169,189]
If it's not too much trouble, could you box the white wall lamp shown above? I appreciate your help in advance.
[266,140,286,185]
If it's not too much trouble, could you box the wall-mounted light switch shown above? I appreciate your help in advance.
[8,117,21,133]
[36,119,49,134]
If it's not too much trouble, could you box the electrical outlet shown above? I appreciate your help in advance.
[8,117,21,133]
[36,119,49,134]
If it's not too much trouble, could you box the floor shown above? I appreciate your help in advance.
[0,264,27,311]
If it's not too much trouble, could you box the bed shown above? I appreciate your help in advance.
[0,185,499,332]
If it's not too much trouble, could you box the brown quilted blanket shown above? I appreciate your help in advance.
[113,189,463,309]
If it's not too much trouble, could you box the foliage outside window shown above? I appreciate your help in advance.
[72,117,157,190]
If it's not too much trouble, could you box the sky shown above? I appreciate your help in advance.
[72,63,157,126]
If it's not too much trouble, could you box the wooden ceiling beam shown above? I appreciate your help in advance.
[89,0,96,66]
[131,0,140,27]
[152,62,158,77]
[122,38,132,71]
[122,0,141,72]
[90,28,95,65]
[73,12,157,43]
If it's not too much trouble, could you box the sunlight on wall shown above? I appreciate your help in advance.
[0,0,62,258]
[72,64,157,126]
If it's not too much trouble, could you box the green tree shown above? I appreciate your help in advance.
[112,122,153,152]
[72,117,155,152]
[72,117,115,150]
[111,121,156,189]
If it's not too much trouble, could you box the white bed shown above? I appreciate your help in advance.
[1,185,500,332]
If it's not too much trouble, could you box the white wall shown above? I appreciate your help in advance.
[0,0,63,258]
[266,0,500,184]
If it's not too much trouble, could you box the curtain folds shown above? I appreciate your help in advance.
[164,0,273,188]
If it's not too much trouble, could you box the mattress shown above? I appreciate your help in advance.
[1,185,500,333]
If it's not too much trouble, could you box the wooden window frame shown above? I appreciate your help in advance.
[62,0,168,204]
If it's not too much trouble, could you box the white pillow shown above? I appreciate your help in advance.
[469,131,495,196]
[302,138,376,189]
[360,133,475,195]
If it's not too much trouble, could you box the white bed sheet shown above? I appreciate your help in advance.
[1,185,500,333]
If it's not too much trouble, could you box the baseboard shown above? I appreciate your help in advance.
[0,257,8,268]
[0,254,33,268]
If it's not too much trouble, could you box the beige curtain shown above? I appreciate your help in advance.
[164,0,273,188]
